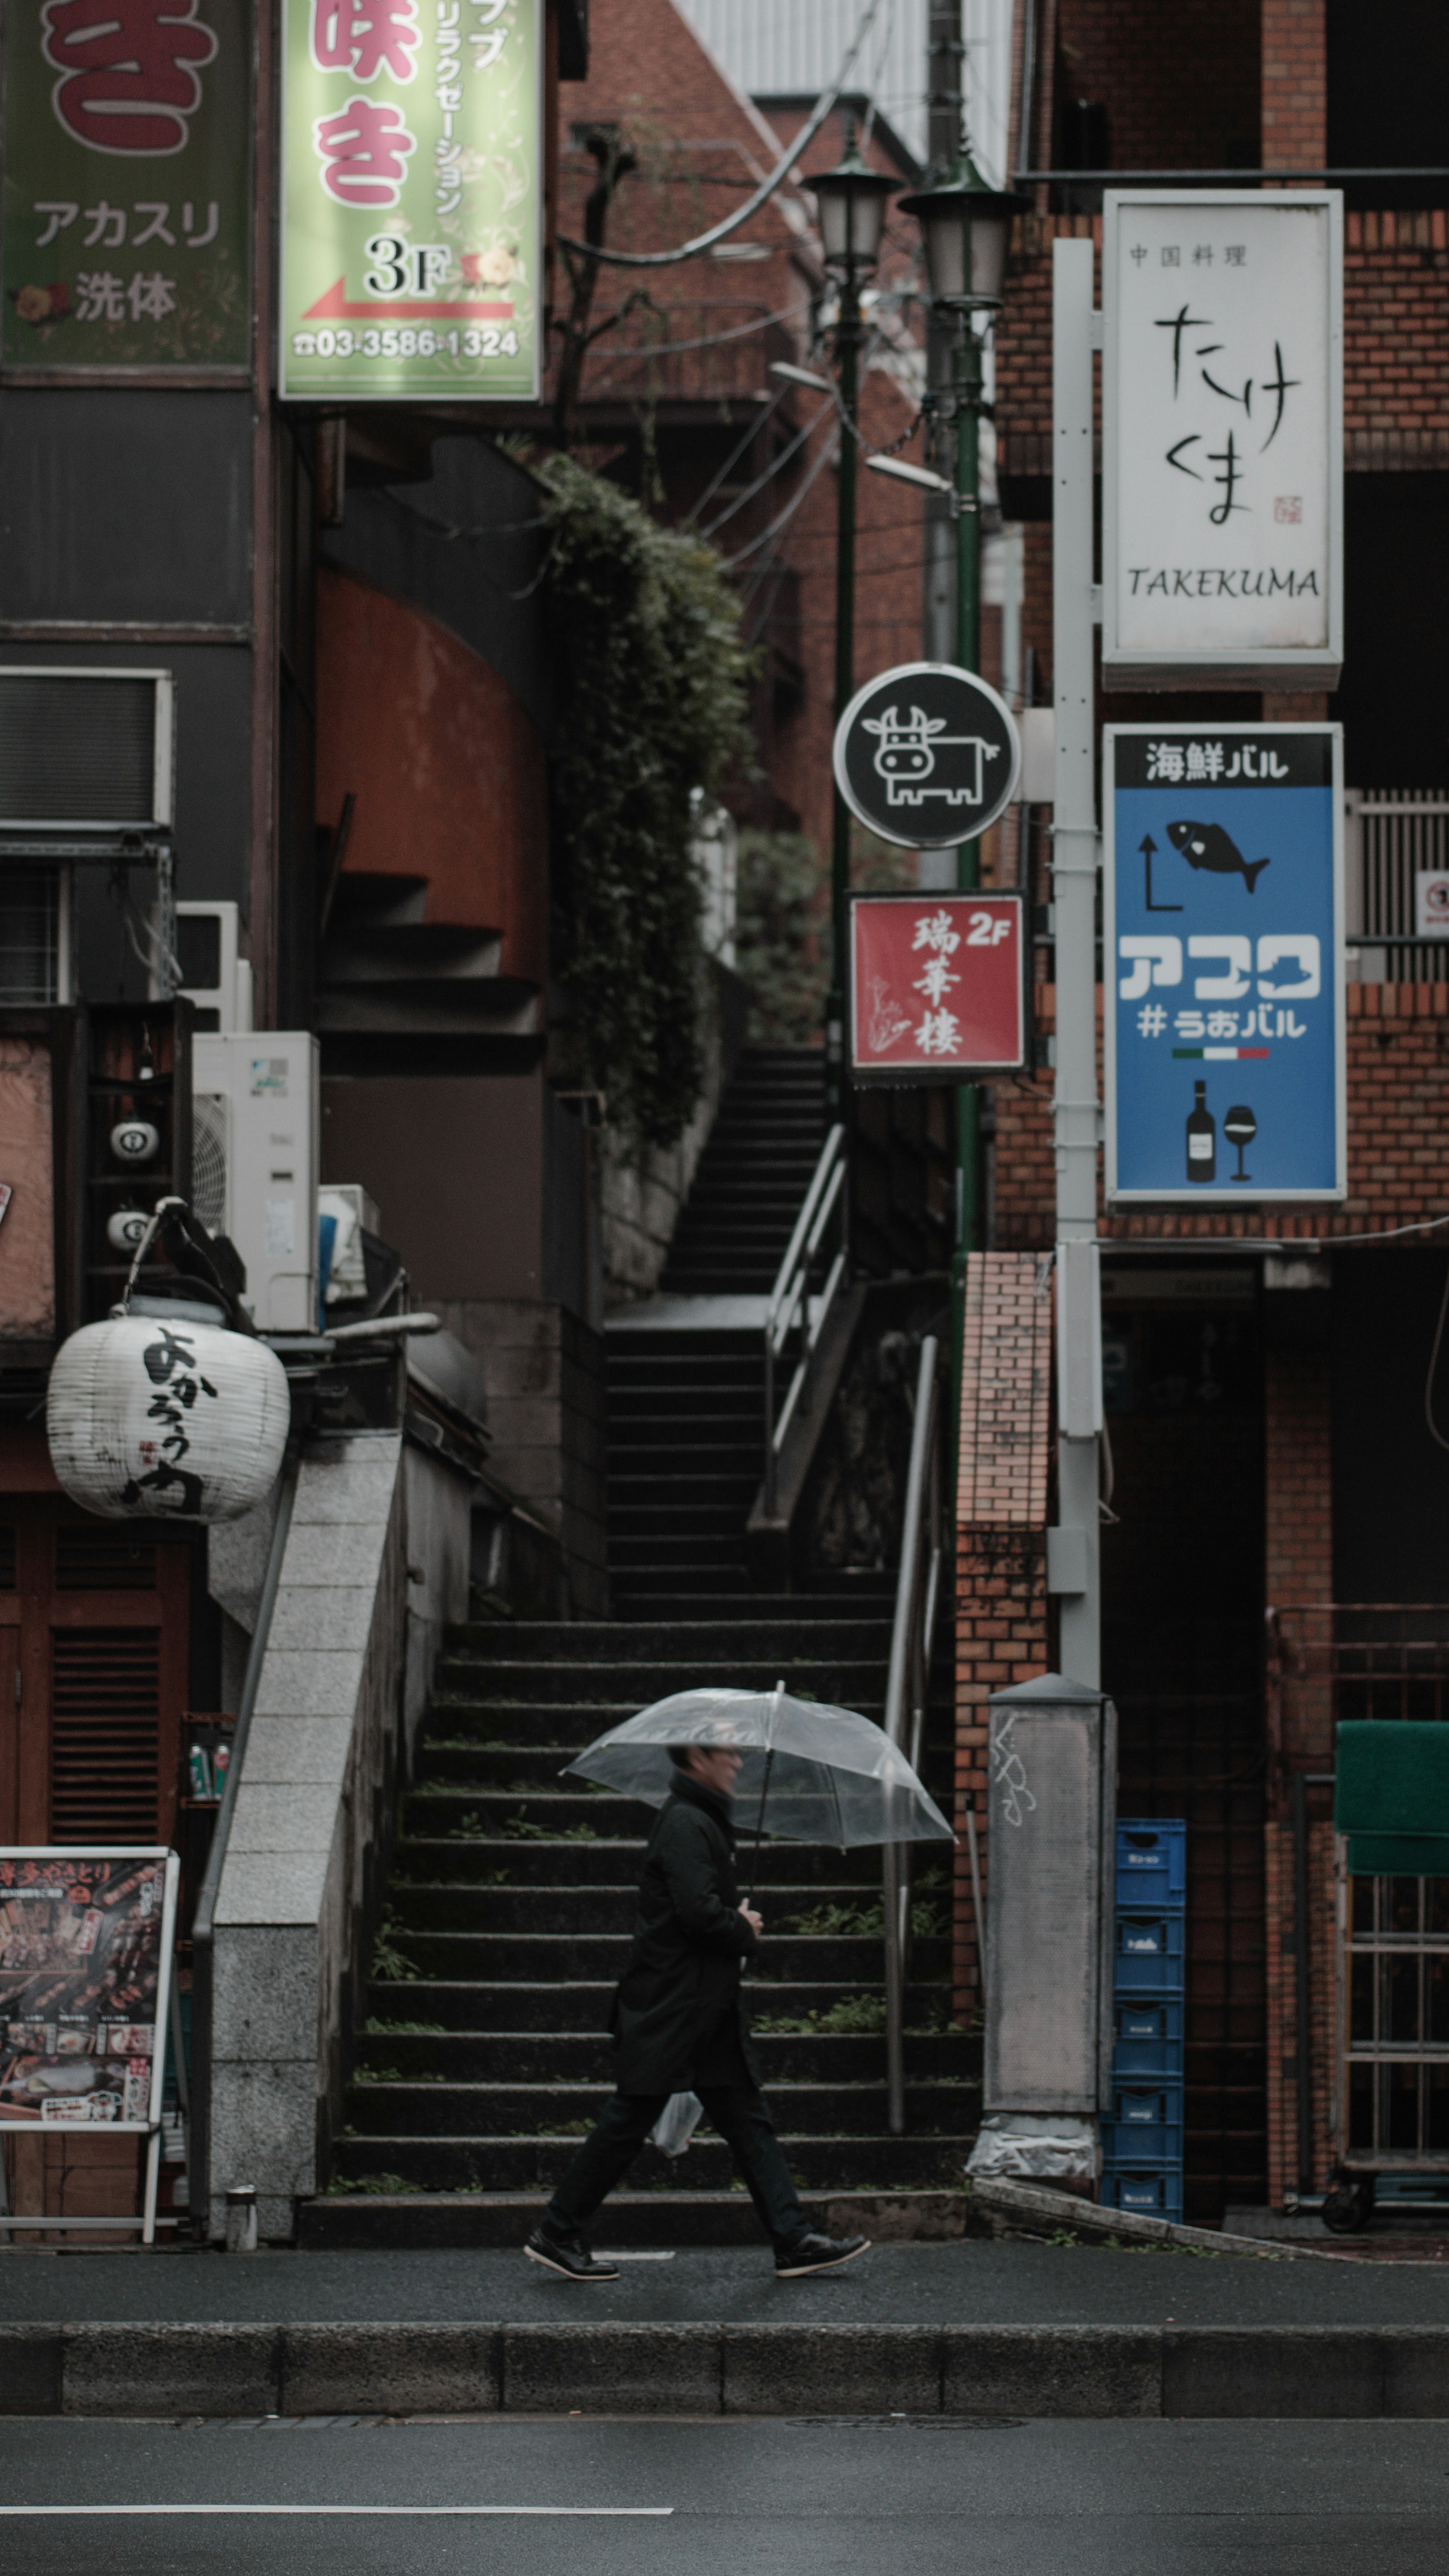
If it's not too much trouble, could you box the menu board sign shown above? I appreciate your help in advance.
[0,1848,178,2130]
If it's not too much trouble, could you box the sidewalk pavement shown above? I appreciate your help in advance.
[5,2242,1449,2421]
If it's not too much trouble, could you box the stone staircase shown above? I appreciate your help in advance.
[660,1045,825,1293]
[307,1052,975,2246]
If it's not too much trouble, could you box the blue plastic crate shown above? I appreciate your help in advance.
[1101,2164,1184,2225]
[1114,1911,1186,1993]
[1112,1997,1184,2078]
[1101,2081,1184,2166]
[1116,1819,1186,1913]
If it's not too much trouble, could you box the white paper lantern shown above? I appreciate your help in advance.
[48,1315,290,1522]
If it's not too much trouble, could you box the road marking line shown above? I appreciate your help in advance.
[0,2505,673,2517]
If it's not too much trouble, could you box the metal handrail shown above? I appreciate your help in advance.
[762,1123,847,1516]
[882,1335,944,2137]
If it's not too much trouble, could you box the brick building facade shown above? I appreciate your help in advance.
[956,0,1449,2221]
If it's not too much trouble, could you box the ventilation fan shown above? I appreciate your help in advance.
[192,1093,229,1236]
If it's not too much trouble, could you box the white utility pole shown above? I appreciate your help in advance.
[1050,236,1103,1687]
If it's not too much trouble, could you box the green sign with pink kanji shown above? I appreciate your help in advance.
[279,0,540,401]
[1,0,251,367]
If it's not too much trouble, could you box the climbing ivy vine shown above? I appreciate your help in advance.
[538,454,755,1148]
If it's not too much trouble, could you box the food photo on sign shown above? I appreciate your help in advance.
[0,1851,177,2128]
[1103,725,1345,1203]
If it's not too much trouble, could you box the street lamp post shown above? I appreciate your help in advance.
[898,143,1026,1324]
[808,127,894,1122]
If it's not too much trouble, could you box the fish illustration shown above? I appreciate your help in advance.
[1166,819,1271,892]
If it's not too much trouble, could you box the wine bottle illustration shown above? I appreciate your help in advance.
[1186,1079,1216,1183]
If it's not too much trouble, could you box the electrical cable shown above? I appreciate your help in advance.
[558,0,890,269]
[699,402,828,540]
[720,426,839,569]
[683,385,790,527]
[1425,1260,1449,1454]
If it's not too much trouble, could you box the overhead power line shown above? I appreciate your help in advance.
[558,0,890,269]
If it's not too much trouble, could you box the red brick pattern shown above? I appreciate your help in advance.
[1261,0,1326,172]
[991,981,1449,1252]
[1266,1353,1333,1612]
[1053,0,1260,180]
[952,1254,1053,2016]
[995,210,1449,483]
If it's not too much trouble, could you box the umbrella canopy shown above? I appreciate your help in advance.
[564,1684,954,1849]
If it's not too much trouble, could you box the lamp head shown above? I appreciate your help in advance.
[898,144,1029,310]
[809,115,895,276]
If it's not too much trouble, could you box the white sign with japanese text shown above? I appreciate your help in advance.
[1103,192,1342,691]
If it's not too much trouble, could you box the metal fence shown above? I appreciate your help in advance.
[1346,788,1449,983]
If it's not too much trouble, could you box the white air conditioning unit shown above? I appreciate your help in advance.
[175,901,253,1032]
[0,667,174,834]
[192,1034,319,1332]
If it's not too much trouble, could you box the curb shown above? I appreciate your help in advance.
[6,2323,1449,2417]
[969,2177,1338,2260]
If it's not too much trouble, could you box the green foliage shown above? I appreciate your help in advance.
[370,1908,419,1983]
[365,2017,445,2036]
[539,453,755,1146]
[782,1897,948,1940]
[754,1992,888,2035]
[735,827,828,1044]
[323,2171,413,2196]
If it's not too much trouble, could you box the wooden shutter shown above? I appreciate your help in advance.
[49,1627,163,1842]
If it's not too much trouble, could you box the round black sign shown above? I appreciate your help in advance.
[833,661,1022,850]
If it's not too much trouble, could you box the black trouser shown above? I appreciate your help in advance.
[547,2081,807,2251]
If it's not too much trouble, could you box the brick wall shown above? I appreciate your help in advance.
[996,210,1449,487]
[1054,0,1260,177]
[991,980,1449,1253]
[1261,0,1326,171]
[953,1253,1053,2018]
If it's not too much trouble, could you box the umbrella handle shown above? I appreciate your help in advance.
[745,1748,774,1907]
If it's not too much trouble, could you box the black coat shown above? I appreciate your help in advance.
[609,1772,762,2093]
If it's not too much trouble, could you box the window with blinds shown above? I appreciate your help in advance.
[49,1628,162,1841]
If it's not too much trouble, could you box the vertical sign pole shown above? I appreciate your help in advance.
[826,287,861,1124]
[1052,237,1101,1689]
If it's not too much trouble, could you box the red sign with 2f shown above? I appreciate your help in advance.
[848,891,1026,1084]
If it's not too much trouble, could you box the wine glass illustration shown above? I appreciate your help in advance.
[1224,1103,1257,1183]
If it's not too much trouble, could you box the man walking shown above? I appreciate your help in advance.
[525,1740,870,2281]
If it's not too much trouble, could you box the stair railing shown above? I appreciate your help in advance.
[761,1122,848,1517]
[882,1335,944,2136]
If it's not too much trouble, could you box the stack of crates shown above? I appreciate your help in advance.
[1102,1819,1186,2225]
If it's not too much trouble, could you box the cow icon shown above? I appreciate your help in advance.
[860,702,1002,808]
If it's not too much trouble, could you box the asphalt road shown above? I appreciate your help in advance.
[3,2414,1449,2575]
[3,2239,1449,2325]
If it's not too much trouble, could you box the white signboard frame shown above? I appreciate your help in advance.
[1103,191,1343,692]
[0,1846,180,2240]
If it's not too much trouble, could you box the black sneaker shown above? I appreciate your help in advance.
[774,2231,871,2278]
[524,2222,620,2282]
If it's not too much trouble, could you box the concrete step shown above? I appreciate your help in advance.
[383,1883,944,1937]
[344,2080,978,2139]
[354,2030,973,2085]
[331,2129,972,2192]
[371,1930,953,1982]
[367,1977,956,2031]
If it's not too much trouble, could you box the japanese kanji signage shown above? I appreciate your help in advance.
[848,891,1026,1086]
[834,664,1022,851]
[280,0,541,399]
[2,0,250,366]
[1103,192,1343,691]
[1104,726,1344,1203]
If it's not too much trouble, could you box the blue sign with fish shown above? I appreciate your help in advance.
[1103,725,1344,1203]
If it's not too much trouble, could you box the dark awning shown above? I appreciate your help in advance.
[1335,1721,1449,1874]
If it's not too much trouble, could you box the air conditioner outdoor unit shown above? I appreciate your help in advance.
[175,901,253,1032]
[192,1034,319,1332]
[0,667,174,835]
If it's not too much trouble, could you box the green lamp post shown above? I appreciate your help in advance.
[808,125,895,1121]
[897,143,1026,1312]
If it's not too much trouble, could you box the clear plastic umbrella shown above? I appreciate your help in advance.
[564,1681,954,1852]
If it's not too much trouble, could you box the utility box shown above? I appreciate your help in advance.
[982,1672,1117,2119]
[192,1032,319,1332]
